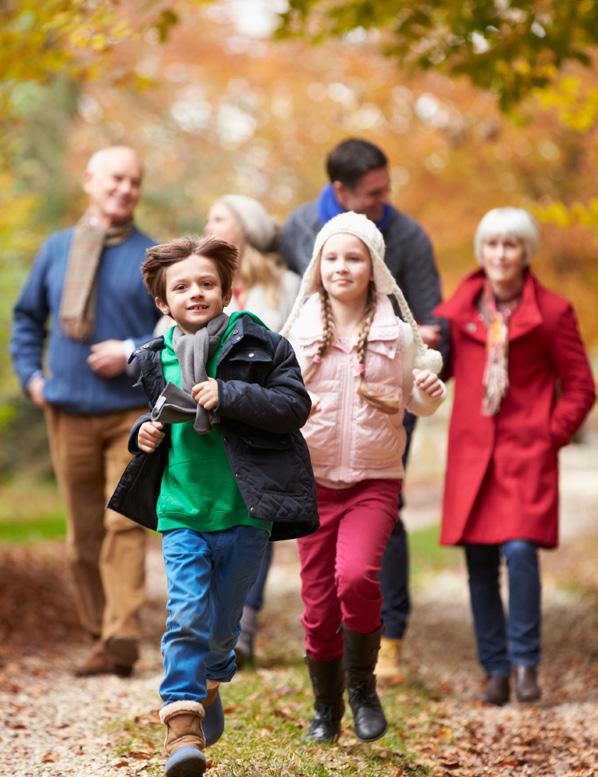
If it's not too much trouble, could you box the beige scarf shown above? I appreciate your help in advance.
[479,281,521,416]
[58,212,134,341]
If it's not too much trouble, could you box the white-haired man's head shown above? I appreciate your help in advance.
[84,146,143,226]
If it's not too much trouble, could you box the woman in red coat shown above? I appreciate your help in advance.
[435,208,595,706]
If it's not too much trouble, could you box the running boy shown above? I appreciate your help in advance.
[109,235,318,777]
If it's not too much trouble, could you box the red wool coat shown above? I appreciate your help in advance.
[435,269,595,549]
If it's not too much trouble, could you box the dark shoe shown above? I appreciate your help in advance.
[203,682,224,747]
[305,654,344,744]
[73,643,133,678]
[344,626,387,742]
[514,665,541,703]
[107,636,139,666]
[235,606,257,669]
[483,675,510,706]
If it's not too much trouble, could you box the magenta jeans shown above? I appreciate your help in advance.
[297,478,401,662]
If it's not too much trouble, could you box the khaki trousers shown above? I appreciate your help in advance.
[45,405,147,644]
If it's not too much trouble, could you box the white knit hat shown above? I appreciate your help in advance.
[219,194,278,253]
[281,211,443,374]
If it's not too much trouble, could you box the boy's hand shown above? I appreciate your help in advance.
[413,368,444,399]
[191,378,219,411]
[138,420,165,453]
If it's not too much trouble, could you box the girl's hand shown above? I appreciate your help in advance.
[413,368,444,398]
[138,420,165,453]
[191,378,219,410]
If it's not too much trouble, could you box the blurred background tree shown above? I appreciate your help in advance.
[276,0,598,228]
[277,1,598,109]
[1,0,596,480]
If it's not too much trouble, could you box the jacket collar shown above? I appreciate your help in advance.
[134,316,273,396]
[134,335,165,360]
[135,315,271,360]
[435,268,543,343]
[296,292,400,347]
[215,312,272,365]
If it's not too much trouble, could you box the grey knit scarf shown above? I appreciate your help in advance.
[151,314,229,433]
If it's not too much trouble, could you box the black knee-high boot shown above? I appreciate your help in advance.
[343,625,387,742]
[304,653,345,743]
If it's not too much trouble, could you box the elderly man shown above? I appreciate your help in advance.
[11,146,160,676]
[279,137,447,682]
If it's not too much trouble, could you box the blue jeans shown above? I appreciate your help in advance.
[160,526,269,704]
[379,516,410,638]
[465,540,541,677]
[244,541,273,612]
[379,411,416,639]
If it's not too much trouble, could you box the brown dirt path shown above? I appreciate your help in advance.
[0,424,596,776]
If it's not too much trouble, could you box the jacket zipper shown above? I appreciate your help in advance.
[339,346,354,477]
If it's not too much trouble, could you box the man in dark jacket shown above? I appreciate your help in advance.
[279,137,446,680]
[11,146,160,677]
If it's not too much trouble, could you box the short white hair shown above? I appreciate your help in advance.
[474,208,539,265]
[85,146,142,175]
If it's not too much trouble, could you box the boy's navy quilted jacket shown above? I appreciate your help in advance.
[108,314,319,541]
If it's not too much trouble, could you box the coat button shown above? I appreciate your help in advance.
[249,506,255,513]
[248,352,255,357]
[232,329,238,335]
[235,472,239,478]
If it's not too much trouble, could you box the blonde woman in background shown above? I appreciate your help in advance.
[205,194,301,331]
[204,193,301,666]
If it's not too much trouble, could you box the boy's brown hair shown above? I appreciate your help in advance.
[142,235,239,301]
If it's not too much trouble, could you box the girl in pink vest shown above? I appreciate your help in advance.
[281,212,445,744]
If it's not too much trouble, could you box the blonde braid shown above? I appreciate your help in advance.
[355,283,377,379]
[356,285,401,415]
[302,289,335,383]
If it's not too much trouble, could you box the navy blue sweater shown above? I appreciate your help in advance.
[11,226,160,414]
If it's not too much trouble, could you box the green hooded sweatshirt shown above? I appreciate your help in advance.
[156,313,272,535]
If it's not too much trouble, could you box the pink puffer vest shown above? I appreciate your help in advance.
[290,293,417,487]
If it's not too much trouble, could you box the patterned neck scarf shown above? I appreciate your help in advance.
[479,281,521,416]
[59,211,134,341]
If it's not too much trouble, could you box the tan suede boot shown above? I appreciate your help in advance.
[376,637,405,685]
[159,700,206,776]
[205,679,220,706]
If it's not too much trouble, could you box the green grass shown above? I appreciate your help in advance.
[409,523,460,580]
[0,477,66,542]
[110,661,434,776]
[0,513,66,542]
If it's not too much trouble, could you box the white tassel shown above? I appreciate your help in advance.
[414,346,443,375]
